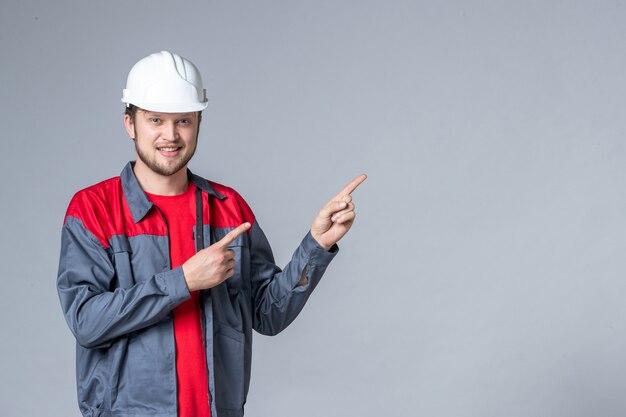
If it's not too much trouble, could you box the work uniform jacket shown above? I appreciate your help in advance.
[57,162,337,417]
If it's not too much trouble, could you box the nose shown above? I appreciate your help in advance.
[162,121,179,141]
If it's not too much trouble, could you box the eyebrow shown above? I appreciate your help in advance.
[143,112,195,118]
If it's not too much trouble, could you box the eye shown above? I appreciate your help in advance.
[150,117,161,124]
[178,119,190,125]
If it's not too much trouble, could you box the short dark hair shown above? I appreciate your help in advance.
[124,104,139,120]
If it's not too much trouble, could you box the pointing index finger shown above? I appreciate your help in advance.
[336,174,367,198]
[216,222,251,248]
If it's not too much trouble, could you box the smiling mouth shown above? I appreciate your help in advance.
[157,145,183,157]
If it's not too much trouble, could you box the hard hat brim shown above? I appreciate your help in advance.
[123,100,208,113]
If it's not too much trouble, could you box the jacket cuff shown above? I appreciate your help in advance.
[155,267,191,307]
[301,231,339,266]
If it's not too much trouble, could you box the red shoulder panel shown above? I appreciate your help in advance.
[64,177,167,248]
[205,181,256,228]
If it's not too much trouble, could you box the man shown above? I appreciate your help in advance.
[57,50,365,417]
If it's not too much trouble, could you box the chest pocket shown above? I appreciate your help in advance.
[209,229,250,295]
[227,242,244,294]
[110,236,135,289]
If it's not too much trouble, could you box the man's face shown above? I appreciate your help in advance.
[124,109,200,177]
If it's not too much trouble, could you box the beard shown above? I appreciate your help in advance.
[134,140,197,177]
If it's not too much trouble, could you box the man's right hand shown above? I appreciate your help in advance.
[182,222,251,292]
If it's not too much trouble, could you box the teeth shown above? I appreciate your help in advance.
[160,147,178,152]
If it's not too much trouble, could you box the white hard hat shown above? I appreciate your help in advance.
[121,51,208,113]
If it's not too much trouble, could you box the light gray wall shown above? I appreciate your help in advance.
[2,1,626,416]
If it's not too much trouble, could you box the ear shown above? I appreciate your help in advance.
[123,114,136,139]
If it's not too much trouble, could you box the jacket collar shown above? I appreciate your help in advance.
[121,161,226,224]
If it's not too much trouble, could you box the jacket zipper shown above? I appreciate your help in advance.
[195,189,213,409]
[154,206,179,414]
[200,289,212,408]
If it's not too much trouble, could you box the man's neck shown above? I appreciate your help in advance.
[133,161,189,196]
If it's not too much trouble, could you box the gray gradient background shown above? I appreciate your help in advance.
[2,1,626,416]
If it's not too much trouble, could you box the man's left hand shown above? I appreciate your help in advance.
[310,174,367,251]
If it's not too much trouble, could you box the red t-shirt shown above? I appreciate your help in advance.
[147,183,211,417]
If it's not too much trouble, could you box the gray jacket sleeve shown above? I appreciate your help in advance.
[57,217,190,349]
[248,221,338,336]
